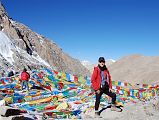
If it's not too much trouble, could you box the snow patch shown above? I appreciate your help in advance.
[14,46,51,68]
[106,59,116,63]
[32,53,50,67]
[0,31,14,64]
[81,60,91,66]
[10,19,16,24]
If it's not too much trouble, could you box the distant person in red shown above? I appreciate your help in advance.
[21,68,30,91]
[91,57,119,117]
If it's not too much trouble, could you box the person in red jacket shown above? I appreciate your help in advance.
[91,57,118,117]
[21,68,30,91]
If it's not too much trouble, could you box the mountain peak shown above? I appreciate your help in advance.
[0,3,90,76]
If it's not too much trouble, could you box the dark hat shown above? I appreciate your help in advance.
[23,68,27,72]
[98,57,105,63]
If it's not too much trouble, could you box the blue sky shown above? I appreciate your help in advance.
[1,0,159,63]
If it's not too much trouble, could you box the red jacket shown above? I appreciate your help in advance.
[21,71,30,81]
[91,66,112,91]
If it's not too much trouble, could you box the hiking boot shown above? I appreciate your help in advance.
[111,104,122,112]
[94,112,102,118]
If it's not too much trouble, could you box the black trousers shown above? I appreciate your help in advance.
[95,87,116,111]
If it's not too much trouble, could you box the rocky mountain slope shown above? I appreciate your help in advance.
[109,54,159,84]
[0,2,90,76]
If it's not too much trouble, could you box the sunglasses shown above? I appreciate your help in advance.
[99,62,105,66]
[99,61,105,63]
